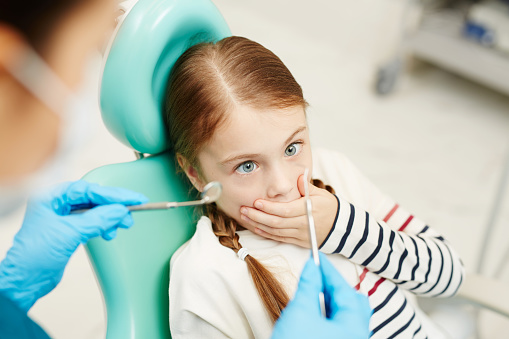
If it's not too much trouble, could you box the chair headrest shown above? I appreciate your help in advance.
[100,0,231,154]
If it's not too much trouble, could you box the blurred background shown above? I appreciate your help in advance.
[1,0,508,337]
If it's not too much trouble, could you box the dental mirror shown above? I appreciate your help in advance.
[200,181,222,203]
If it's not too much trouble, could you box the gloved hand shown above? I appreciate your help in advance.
[271,252,372,339]
[0,180,148,312]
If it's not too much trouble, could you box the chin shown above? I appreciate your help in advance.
[226,214,249,231]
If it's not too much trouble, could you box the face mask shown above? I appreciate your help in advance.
[0,45,92,217]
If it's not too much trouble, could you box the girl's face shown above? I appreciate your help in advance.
[183,104,312,230]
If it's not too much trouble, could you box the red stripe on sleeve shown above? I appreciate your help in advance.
[368,277,386,296]
[383,204,399,223]
[355,268,369,291]
[398,215,414,232]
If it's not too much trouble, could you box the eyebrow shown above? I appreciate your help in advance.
[220,125,307,166]
[283,125,307,148]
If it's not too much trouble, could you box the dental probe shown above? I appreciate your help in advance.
[303,169,327,317]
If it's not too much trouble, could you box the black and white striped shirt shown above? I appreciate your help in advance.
[315,148,465,338]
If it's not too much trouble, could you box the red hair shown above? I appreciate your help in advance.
[165,36,308,322]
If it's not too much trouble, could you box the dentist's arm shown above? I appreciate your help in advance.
[0,180,147,312]
[272,253,372,339]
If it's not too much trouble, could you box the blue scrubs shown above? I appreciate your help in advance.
[0,294,50,339]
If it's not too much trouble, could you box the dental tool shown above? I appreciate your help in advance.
[303,169,326,317]
[71,181,222,213]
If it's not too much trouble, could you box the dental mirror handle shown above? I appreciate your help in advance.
[70,199,207,214]
[70,181,222,214]
[127,202,178,211]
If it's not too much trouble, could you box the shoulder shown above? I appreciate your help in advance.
[171,216,232,274]
[312,147,390,214]
[312,147,365,197]
[170,216,217,267]
[169,217,256,333]
[312,147,360,183]
[170,216,247,291]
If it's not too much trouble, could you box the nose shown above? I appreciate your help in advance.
[266,165,294,201]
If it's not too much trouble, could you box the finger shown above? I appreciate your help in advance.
[338,293,372,327]
[252,226,306,246]
[241,207,306,230]
[102,213,134,240]
[117,213,135,229]
[31,181,72,211]
[319,252,371,320]
[61,181,149,209]
[102,228,117,241]
[252,197,306,218]
[68,204,132,242]
[241,212,304,238]
[297,174,321,197]
[252,221,300,239]
[297,174,306,197]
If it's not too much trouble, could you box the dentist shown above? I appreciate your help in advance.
[0,0,371,338]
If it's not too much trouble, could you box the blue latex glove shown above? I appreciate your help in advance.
[0,180,148,312]
[272,252,372,339]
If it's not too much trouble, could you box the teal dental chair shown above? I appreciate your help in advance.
[82,1,230,338]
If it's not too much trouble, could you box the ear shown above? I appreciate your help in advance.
[0,24,27,69]
[176,154,206,192]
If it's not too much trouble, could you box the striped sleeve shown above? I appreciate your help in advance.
[320,196,465,298]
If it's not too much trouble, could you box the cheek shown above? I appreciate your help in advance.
[291,145,313,180]
[215,181,262,221]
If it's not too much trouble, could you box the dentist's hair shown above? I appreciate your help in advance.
[165,36,328,322]
[0,0,86,50]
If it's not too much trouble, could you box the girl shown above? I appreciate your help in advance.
[166,36,464,338]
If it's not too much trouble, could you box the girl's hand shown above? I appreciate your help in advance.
[240,175,338,248]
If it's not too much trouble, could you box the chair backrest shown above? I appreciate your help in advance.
[84,153,194,339]
[83,0,230,338]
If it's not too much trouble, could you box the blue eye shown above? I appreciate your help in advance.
[236,161,258,174]
[285,142,302,157]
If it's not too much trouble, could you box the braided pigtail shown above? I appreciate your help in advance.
[312,178,335,195]
[203,178,334,322]
[205,204,290,323]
